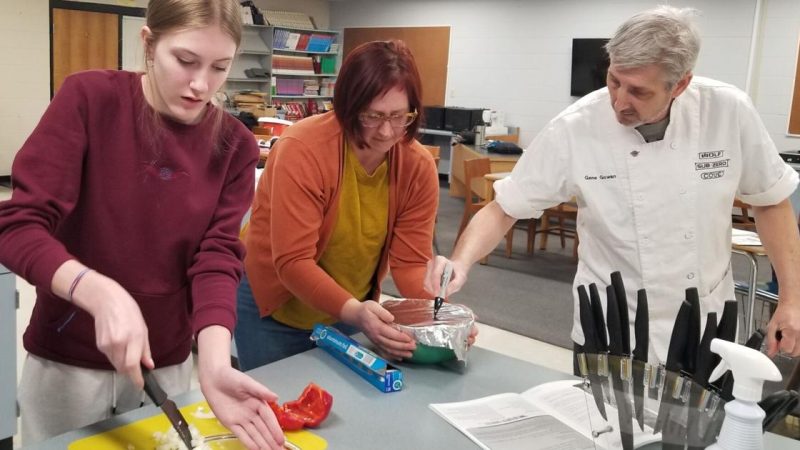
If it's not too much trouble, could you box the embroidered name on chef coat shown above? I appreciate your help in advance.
[695,150,727,180]
[584,174,617,181]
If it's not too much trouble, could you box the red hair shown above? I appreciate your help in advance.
[334,40,423,149]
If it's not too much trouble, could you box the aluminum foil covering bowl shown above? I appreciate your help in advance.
[382,298,475,364]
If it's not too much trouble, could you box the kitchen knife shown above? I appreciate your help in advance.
[589,283,612,406]
[433,262,453,319]
[660,289,701,449]
[654,299,691,434]
[761,390,799,431]
[578,284,608,420]
[142,367,194,450]
[606,285,634,450]
[632,288,649,432]
[687,312,717,450]
[610,271,631,355]
[716,300,738,343]
[684,288,701,377]
[709,300,738,401]
[589,283,609,353]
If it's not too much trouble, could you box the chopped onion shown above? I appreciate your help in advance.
[152,424,210,450]
[192,406,217,420]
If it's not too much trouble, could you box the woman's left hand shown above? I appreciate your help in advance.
[201,365,285,450]
[341,299,416,360]
[468,324,479,347]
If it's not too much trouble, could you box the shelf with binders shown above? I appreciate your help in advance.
[226,26,272,94]
[269,26,340,53]
[273,76,335,100]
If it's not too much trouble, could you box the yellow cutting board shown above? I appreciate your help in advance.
[68,401,327,449]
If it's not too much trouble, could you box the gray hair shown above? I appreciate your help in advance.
[605,5,700,88]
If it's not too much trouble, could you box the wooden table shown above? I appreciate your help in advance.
[449,144,519,198]
[483,171,511,202]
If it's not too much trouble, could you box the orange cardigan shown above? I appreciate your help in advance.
[244,111,438,318]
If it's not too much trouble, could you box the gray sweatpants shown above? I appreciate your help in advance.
[18,353,192,446]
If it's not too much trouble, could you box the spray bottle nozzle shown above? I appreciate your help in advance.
[709,338,781,402]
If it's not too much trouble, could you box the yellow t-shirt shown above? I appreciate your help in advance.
[271,142,389,329]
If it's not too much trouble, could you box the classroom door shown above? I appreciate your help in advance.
[52,8,119,94]
[343,27,449,107]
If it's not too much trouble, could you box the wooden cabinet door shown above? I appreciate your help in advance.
[52,8,119,94]
[343,27,449,107]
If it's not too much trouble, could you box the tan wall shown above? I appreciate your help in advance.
[0,0,50,176]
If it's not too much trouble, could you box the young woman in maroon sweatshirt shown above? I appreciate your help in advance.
[0,1,284,448]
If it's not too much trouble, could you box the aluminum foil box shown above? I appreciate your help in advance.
[311,324,404,393]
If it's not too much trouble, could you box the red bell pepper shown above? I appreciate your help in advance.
[269,383,334,431]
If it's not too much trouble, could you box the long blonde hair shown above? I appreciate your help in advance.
[140,0,243,155]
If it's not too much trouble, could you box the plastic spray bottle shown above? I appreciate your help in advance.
[706,338,781,450]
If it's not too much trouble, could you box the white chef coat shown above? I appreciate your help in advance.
[494,77,798,363]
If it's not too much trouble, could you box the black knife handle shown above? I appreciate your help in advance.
[666,300,691,371]
[684,288,701,376]
[716,300,738,343]
[693,312,718,389]
[745,328,766,350]
[610,271,631,355]
[142,367,167,407]
[632,289,649,362]
[606,285,624,356]
[578,285,597,354]
[589,283,608,352]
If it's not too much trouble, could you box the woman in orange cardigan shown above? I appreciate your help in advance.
[235,40,441,370]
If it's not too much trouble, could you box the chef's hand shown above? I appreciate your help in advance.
[766,296,800,357]
[68,268,152,388]
[199,326,284,450]
[340,298,416,360]
[424,256,469,298]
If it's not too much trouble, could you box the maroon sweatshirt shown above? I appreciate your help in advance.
[0,70,258,369]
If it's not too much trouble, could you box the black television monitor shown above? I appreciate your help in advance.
[571,38,610,97]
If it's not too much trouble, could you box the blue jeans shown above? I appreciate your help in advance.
[234,273,358,371]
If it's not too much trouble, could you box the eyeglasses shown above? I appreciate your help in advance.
[358,110,418,128]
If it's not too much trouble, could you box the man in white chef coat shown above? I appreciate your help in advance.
[426,5,800,363]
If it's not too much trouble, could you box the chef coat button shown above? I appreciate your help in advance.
[687,272,695,279]
[680,189,687,194]
[670,142,678,149]
[630,150,640,157]
[685,232,694,239]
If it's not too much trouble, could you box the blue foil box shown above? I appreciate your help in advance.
[311,324,404,393]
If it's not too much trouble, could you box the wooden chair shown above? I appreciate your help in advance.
[423,144,441,168]
[732,198,757,231]
[457,158,514,263]
[529,201,579,260]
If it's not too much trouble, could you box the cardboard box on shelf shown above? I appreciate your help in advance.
[239,104,277,119]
